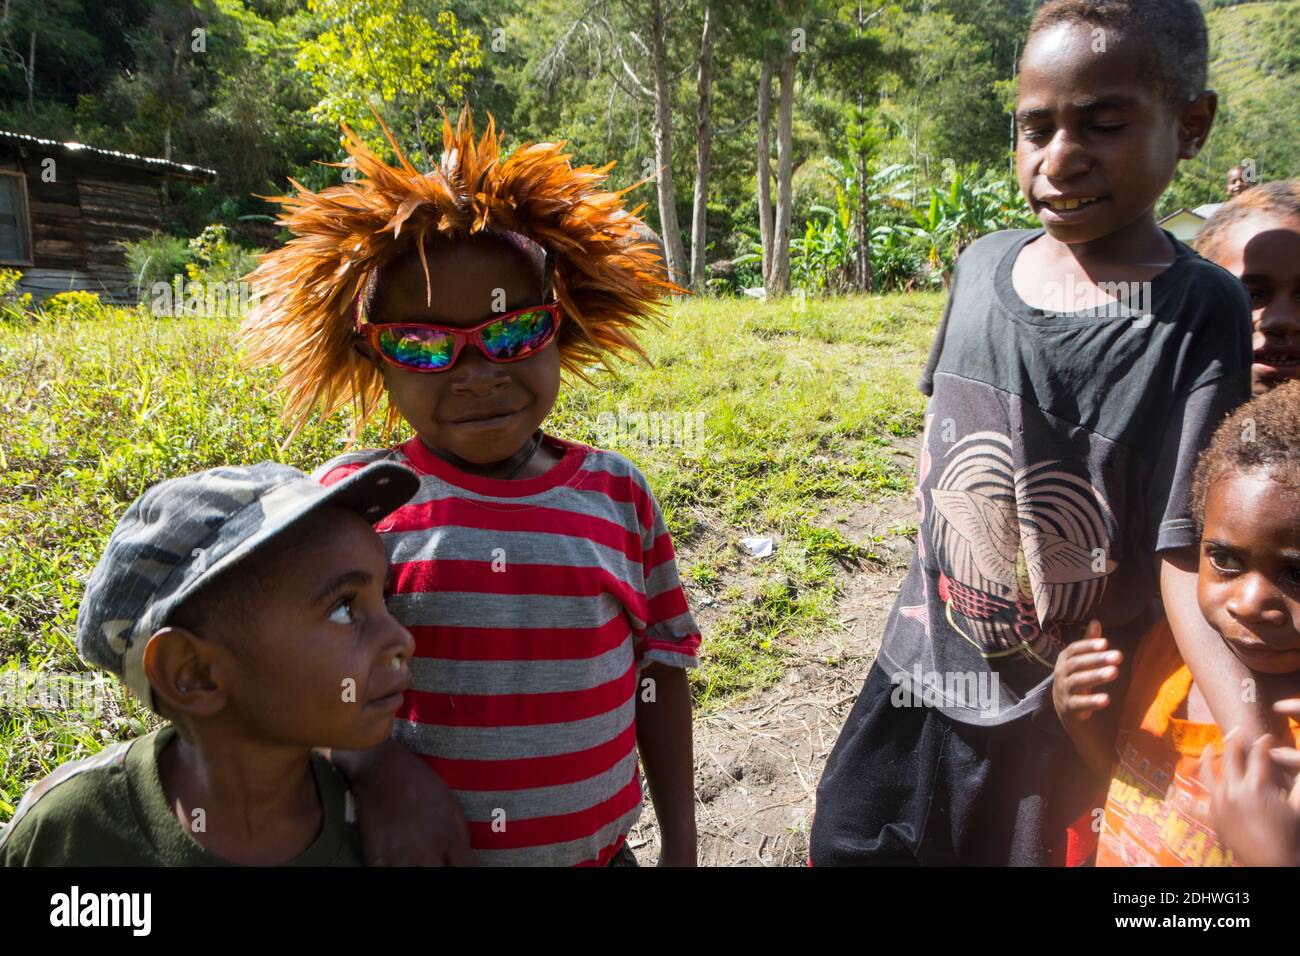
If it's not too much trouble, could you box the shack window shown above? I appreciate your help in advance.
[0,172,31,264]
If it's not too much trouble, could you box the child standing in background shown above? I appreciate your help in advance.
[811,0,1259,866]
[1196,180,1300,396]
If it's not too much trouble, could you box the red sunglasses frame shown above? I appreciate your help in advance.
[356,301,563,374]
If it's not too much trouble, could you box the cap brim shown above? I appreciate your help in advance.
[315,460,420,526]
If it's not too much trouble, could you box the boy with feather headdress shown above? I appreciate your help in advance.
[241,110,700,867]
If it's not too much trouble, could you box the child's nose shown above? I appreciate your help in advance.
[1039,130,1091,181]
[380,613,416,664]
[1257,297,1300,334]
[449,346,511,392]
[1228,573,1287,626]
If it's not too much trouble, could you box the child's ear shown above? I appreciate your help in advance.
[143,627,230,719]
[1177,90,1218,161]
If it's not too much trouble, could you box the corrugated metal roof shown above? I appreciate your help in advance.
[0,129,217,182]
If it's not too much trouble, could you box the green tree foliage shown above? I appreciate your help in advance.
[0,0,1293,293]
[295,0,483,161]
[1165,1,1300,213]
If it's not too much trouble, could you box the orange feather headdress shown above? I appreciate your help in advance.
[240,109,678,442]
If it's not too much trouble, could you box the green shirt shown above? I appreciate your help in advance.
[0,727,363,866]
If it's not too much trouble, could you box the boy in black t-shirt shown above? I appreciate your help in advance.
[811,0,1264,865]
[0,462,418,866]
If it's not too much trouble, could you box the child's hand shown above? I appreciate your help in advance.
[332,740,475,866]
[1275,697,1300,723]
[1200,730,1300,867]
[1052,621,1123,725]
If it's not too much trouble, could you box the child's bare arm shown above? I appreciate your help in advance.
[1160,549,1275,740]
[328,739,475,866]
[635,662,697,866]
[1052,621,1123,780]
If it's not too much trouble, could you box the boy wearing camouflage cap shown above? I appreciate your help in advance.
[0,461,418,866]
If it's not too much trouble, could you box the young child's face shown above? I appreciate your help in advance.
[359,235,561,465]
[222,507,414,749]
[1227,167,1251,197]
[1207,214,1300,395]
[1015,23,1206,244]
[1197,472,1300,675]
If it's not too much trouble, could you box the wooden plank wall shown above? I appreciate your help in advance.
[0,145,167,302]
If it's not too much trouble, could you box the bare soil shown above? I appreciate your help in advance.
[630,439,918,866]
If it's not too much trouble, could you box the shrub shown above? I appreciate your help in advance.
[123,226,262,318]
[869,226,924,293]
[185,224,258,286]
[42,291,107,323]
[0,268,31,323]
[119,232,191,302]
[792,193,856,295]
[183,225,262,317]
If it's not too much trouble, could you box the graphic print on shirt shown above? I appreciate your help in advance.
[905,430,1118,667]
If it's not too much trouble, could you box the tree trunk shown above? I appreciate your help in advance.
[854,1,873,293]
[166,40,182,163]
[857,150,873,292]
[24,26,35,112]
[770,55,795,297]
[162,122,173,215]
[688,2,714,291]
[756,57,774,289]
[648,0,688,287]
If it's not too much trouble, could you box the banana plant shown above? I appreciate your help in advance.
[791,190,857,294]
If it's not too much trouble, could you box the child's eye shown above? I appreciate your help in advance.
[1208,550,1241,573]
[329,599,357,625]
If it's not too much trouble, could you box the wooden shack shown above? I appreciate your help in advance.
[0,130,217,303]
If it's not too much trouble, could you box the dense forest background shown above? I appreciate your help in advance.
[1,0,1296,296]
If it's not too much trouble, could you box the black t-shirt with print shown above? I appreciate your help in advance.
[880,228,1252,726]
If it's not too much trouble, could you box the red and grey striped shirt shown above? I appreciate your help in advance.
[315,434,700,866]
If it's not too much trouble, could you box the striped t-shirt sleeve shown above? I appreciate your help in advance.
[631,477,700,670]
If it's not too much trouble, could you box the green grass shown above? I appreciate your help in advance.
[0,292,940,820]
[1188,1,1300,201]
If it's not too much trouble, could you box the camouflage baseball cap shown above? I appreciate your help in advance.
[76,460,418,708]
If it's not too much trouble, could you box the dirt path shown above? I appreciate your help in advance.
[631,454,917,866]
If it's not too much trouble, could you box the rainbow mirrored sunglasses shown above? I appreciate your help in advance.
[355,295,562,373]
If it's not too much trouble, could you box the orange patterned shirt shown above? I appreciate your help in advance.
[1096,617,1300,867]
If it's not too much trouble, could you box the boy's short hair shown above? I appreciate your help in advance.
[1025,0,1209,106]
[241,110,680,440]
[167,556,260,645]
[1196,179,1300,262]
[1191,381,1300,534]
